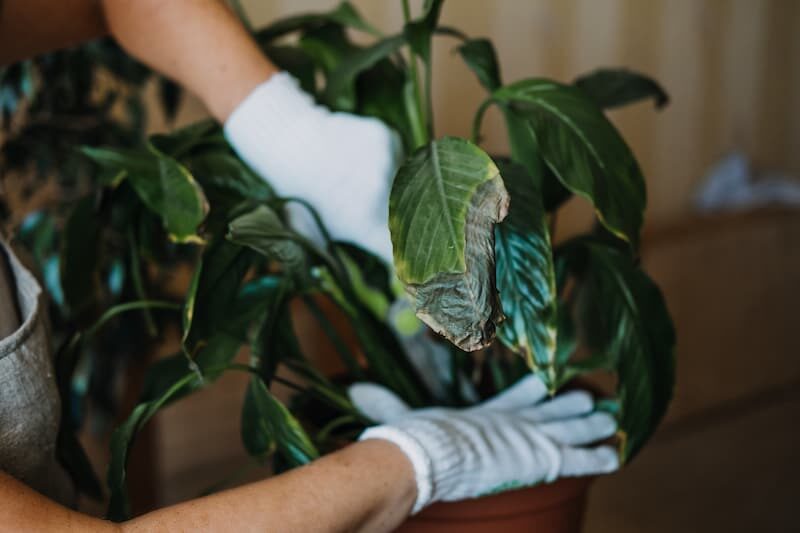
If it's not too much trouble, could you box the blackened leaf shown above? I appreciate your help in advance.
[241,377,319,466]
[494,79,646,249]
[458,38,501,91]
[389,137,509,351]
[574,68,669,110]
[494,161,558,388]
[565,240,675,461]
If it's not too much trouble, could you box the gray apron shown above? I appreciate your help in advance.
[0,240,74,505]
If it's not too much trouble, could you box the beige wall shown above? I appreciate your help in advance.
[229,0,800,235]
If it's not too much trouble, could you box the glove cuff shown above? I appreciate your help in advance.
[360,419,463,514]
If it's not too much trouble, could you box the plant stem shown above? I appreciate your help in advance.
[127,226,157,337]
[402,0,428,148]
[86,300,180,338]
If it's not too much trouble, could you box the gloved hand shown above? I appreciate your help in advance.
[349,375,619,514]
[224,72,402,264]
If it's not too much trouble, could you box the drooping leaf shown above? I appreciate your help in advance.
[574,68,669,110]
[241,377,319,466]
[60,195,102,324]
[82,146,209,243]
[389,136,509,351]
[226,205,308,283]
[323,34,406,111]
[493,79,646,249]
[185,151,274,201]
[458,38,501,91]
[494,161,558,387]
[562,240,675,461]
[107,372,198,521]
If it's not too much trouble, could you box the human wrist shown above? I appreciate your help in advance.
[360,418,462,513]
[346,439,417,520]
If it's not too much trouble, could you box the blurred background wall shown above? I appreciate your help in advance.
[133,1,800,531]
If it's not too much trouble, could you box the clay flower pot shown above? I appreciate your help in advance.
[396,477,593,533]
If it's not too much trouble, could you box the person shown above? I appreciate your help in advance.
[0,1,619,531]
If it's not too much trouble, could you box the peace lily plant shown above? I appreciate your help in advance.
[6,0,675,520]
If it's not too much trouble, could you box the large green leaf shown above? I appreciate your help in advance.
[264,45,318,95]
[563,240,675,461]
[494,161,558,388]
[241,377,319,466]
[458,38,501,91]
[502,111,572,212]
[493,80,646,249]
[574,68,669,110]
[356,58,414,150]
[389,136,509,351]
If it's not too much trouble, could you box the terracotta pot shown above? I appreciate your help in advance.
[396,477,593,533]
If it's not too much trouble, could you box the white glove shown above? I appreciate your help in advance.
[224,72,402,264]
[349,375,619,514]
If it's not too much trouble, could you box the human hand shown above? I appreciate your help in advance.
[224,72,402,264]
[348,375,618,514]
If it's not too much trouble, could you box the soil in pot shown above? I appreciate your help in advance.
[396,476,593,533]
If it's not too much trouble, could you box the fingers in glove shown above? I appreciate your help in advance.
[518,390,594,424]
[535,412,617,446]
[348,383,411,423]
[479,375,547,411]
[559,445,619,477]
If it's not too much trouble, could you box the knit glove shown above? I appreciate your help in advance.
[349,375,619,514]
[224,72,402,264]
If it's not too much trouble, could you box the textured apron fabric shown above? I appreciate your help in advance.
[0,240,75,505]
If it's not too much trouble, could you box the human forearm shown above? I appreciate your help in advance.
[101,0,277,121]
[1,440,415,533]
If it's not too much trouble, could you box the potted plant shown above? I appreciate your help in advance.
[2,1,675,531]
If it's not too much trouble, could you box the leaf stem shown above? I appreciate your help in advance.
[86,300,181,338]
[402,0,428,148]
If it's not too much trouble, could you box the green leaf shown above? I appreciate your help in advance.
[458,38,501,91]
[300,23,359,74]
[404,0,444,64]
[563,240,675,461]
[389,137,509,351]
[60,195,102,323]
[574,68,669,110]
[493,80,646,249]
[501,111,572,212]
[226,205,308,283]
[107,372,198,521]
[185,151,274,201]
[82,145,209,243]
[494,161,557,387]
[148,119,222,159]
[356,59,414,150]
[263,45,317,95]
[255,1,380,44]
[241,377,319,466]
[323,34,406,111]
